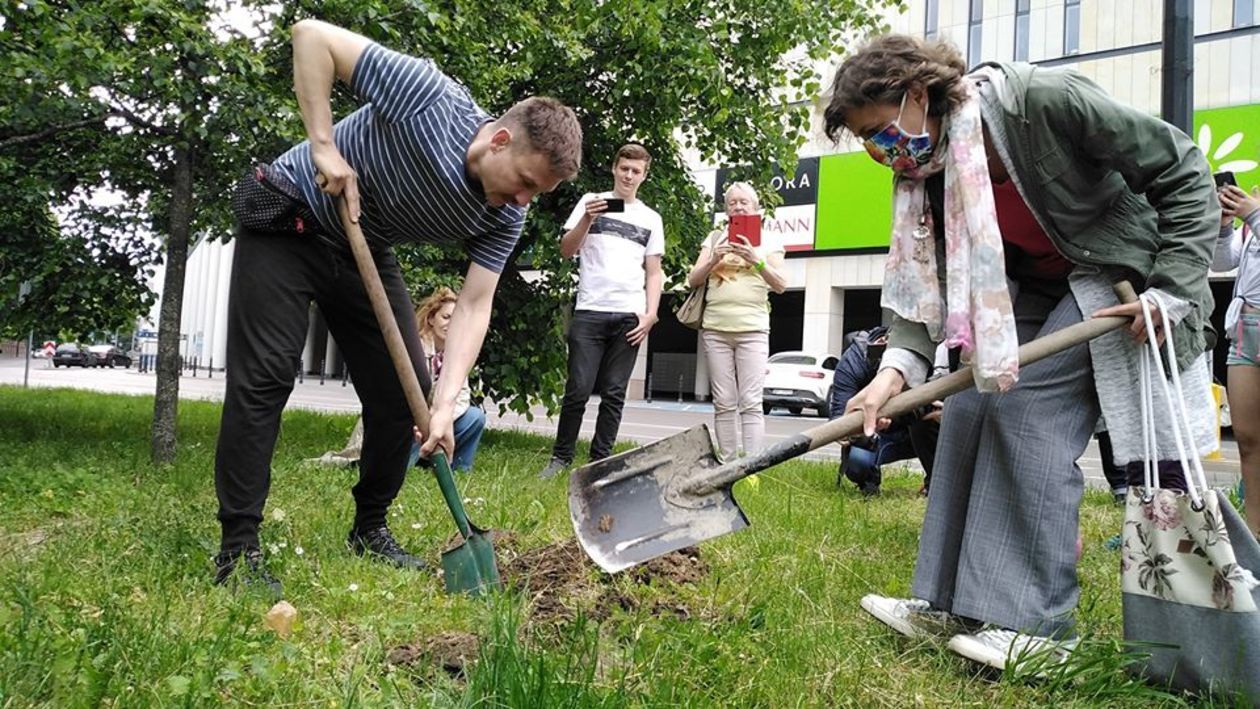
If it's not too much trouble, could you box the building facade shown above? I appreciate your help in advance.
[656,0,1258,402]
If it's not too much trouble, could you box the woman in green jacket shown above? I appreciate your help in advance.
[824,35,1219,672]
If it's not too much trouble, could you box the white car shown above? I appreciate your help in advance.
[761,350,840,417]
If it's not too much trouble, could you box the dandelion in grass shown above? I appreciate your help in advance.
[348,583,359,592]
[411,522,422,530]
[268,543,281,555]
[294,546,304,556]
[270,507,287,522]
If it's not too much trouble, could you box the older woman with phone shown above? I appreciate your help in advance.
[1217,181,1260,538]
[685,182,787,460]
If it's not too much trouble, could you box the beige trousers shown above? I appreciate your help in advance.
[701,329,769,459]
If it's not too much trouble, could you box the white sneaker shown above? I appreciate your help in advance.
[860,595,964,639]
[947,628,1079,672]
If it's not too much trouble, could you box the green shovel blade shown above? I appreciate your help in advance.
[432,451,502,596]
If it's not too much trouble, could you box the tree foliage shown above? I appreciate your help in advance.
[1,0,892,446]
[294,0,892,416]
[0,0,295,461]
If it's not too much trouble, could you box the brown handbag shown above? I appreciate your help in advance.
[674,280,707,330]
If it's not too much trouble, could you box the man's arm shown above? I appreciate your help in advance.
[291,19,372,220]
[626,255,662,345]
[560,196,605,259]
[419,262,499,458]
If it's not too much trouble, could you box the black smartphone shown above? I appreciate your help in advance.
[603,198,625,212]
[1215,171,1237,189]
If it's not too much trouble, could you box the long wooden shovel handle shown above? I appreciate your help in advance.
[687,282,1139,494]
[332,199,432,436]
[332,199,479,540]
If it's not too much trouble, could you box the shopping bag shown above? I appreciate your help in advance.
[1121,293,1260,701]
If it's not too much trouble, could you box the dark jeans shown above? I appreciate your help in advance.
[841,417,940,490]
[215,227,430,553]
[1095,430,1128,493]
[551,310,640,463]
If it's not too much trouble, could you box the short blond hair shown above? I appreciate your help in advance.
[498,97,583,180]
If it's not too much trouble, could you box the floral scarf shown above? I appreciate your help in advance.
[881,72,1019,392]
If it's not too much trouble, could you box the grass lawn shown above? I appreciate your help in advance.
[0,385,1226,706]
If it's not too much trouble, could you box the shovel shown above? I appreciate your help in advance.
[571,283,1140,573]
[334,198,502,596]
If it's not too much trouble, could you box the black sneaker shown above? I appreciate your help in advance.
[214,548,282,597]
[858,482,881,497]
[537,458,569,480]
[347,526,428,570]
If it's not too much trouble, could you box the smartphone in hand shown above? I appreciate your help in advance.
[726,214,761,247]
[603,198,625,212]
[1215,171,1237,189]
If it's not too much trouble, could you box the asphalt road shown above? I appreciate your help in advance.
[1,354,1242,490]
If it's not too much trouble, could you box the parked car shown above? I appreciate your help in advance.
[762,350,840,417]
[52,343,99,368]
[88,345,132,368]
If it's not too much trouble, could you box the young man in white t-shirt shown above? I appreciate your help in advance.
[538,143,666,478]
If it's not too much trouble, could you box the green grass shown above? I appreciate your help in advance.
[0,385,1236,706]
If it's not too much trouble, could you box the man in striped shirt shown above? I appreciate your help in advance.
[213,20,582,593]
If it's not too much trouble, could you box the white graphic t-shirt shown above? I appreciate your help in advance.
[563,192,666,313]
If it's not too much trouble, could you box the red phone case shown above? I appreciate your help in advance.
[726,214,761,247]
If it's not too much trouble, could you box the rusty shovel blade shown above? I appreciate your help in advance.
[567,424,749,573]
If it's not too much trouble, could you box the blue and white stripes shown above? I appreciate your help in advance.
[272,43,525,273]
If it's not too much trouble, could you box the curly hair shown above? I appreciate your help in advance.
[499,97,584,180]
[415,287,459,343]
[823,34,969,142]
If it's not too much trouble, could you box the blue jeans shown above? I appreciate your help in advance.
[841,429,918,490]
[408,406,486,473]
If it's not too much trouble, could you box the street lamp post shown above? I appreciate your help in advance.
[1161,0,1194,134]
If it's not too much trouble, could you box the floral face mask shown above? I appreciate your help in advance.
[862,92,934,173]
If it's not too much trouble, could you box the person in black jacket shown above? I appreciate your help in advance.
[829,326,941,496]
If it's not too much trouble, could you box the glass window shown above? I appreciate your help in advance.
[1064,0,1081,56]
[768,354,818,366]
[969,23,983,66]
[1236,0,1256,27]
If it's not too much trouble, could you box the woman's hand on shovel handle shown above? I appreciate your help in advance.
[845,368,906,437]
[419,403,456,461]
[1092,299,1166,347]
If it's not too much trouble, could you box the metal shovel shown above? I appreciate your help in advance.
[334,199,502,596]
[570,284,1139,573]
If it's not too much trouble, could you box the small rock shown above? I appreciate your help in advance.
[264,600,298,638]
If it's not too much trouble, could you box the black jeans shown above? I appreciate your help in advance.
[215,227,430,553]
[551,310,641,463]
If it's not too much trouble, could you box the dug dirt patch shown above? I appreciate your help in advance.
[500,538,709,624]
[387,537,710,675]
[387,631,480,678]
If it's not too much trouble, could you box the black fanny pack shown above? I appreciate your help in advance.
[230,164,320,236]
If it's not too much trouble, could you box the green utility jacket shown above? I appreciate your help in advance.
[888,61,1218,372]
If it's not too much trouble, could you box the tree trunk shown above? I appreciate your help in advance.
[151,145,195,465]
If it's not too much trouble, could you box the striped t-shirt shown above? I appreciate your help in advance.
[270,43,526,273]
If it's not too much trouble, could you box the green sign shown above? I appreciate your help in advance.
[1193,104,1260,190]
[808,102,1260,253]
[814,151,894,251]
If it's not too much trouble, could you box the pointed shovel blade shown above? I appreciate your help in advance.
[568,424,749,573]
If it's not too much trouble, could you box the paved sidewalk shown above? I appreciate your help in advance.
[1,355,1241,491]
